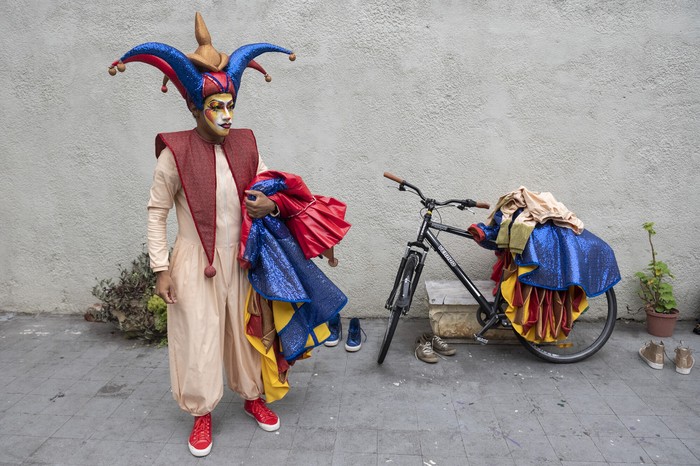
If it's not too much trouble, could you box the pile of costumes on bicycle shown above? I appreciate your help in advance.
[467,187,621,344]
[109,13,352,458]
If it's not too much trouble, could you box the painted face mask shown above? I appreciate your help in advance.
[200,93,235,138]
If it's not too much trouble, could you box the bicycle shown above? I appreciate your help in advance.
[377,172,617,365]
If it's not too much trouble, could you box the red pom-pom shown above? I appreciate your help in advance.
[204,265,217,278]
[161,85,168,93]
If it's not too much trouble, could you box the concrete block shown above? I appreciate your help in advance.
[426,279,516,341]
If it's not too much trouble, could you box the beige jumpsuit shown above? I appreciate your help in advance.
[147,145,267,416]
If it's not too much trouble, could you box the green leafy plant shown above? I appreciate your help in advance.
[88,250,167,344]
[634,222,677,314]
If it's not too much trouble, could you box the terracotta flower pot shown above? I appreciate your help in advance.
[645,308,679,337]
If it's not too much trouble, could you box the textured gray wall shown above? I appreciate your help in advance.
[1,1,699,320]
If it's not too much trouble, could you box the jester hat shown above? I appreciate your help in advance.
[108,12,295,109]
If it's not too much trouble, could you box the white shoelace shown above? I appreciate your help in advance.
[415,341,435,361]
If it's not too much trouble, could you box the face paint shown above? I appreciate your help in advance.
[198,93,234,139]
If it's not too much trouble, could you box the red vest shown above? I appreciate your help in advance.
[155,129,259,277]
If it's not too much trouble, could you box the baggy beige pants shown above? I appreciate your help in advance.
[148,146,266,416]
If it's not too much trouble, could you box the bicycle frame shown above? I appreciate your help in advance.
[396,205,509,343]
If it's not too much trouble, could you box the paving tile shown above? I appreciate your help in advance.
[128,418,177,443]
[0,412,69,437]
[591,436,652,463]
[681,437,700,461]
[249,425,297,450]
[590,378,637,397]
[420,429,466,457]
[291,426,337,452]
[639,393,695,416]
[26,437,84,464]
[601,394,653,416]
[242,447,290,464]
[88,415,142,441]
[152,443,199,465]
[414,397,460,430]
[421,455,471,465]
[74,395,124,417]
[334,428,377,453]
[536,412,587,437]
[378,453,424,465]
[637,436,700,465]
[378,429,421,455]
[529,394,575,414]
[462,431,510,459]
[286,449,334,465]
[576,414,632,438]
[469,457,516,466]
[330,451,377,465]
[563,393,614,415]
[505,433,560,463]
[546,433,605,463]
[553,374,596,396]
[3,377,49,395]
[0,393,23,413]
[78,439,165,466]
[110,397,161,419]
[0,434,46,464]
[496,411,547,437]
[619,414,675,438]
[659,414,700,439]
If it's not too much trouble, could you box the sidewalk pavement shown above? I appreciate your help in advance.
[0,312,698,466]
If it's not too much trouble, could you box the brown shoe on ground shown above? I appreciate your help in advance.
[673,342,694,375]
[415,337,438,363]
[420,332,456,356]
[639,340,664,370]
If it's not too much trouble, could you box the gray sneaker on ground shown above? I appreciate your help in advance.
[420,332,456,356]
[415,337,438,363]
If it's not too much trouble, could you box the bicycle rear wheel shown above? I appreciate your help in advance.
[377,253,419,364]
[515,288,617,363]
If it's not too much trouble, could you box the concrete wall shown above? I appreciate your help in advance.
[1,0,699,320]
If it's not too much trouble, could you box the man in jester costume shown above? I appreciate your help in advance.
[109,13,349,457]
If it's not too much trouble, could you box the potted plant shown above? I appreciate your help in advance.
[635,222,679,337]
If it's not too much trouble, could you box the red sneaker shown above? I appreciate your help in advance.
[188,413,212,457]
[244,398,280,431]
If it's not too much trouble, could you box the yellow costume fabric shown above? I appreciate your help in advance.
[244,287,331,403]
[500,254,588,343]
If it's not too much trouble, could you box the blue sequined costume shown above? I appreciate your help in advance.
[242,178,347,361]
[474,210,620,297]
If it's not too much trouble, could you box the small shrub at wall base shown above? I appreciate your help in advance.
[87,251,168,346]
[635,222,679,337]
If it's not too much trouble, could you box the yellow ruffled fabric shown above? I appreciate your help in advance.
[244,288,332,403]
[501,261,588,343]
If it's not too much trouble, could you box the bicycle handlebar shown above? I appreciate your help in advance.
[383,172,491,210]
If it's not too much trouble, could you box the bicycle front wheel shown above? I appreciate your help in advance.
[377,253,419,364]
[515,288,617,363]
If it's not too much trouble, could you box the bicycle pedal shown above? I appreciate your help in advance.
[473,334,489,345]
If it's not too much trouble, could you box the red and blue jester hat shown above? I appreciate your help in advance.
[108,12,295,108]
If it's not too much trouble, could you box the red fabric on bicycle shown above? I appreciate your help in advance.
[523,287,540,334]
[468,224,486,243]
